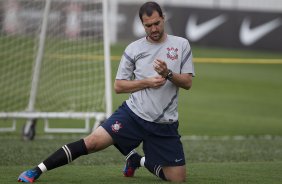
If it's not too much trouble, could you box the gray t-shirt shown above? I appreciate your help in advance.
[116,35,195,124]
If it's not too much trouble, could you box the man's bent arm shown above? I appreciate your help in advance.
[169,73,193,90]
[114,76,166,94]
[153,59,193,90]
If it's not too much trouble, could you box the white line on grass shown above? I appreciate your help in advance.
[1,134,282,140]
[181,135,282,141]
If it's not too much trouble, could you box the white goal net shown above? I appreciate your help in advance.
[0,0,112,136]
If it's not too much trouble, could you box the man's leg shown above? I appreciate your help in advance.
[142,120,186,182]
[123,150,142,177]
[83,126,114,152]
[18,126,113,182]
[162,165,186,182]
[124,152,168,181]
[125,153,186,182]
[143,159,168,181]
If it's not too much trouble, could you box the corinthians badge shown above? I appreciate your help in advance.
[166,47,178,60]
[111,121,123,133]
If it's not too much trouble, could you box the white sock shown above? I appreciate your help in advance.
[38,163,47,173]
[140,157,145,167]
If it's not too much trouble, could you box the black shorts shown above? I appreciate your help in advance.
[101,102,185,166]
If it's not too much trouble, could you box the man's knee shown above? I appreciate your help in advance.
[163,165,186,182]
[84,126,113,152]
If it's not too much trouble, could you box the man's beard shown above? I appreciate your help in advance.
[149,31,164,42]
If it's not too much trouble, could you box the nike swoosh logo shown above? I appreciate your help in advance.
[240,18,281,46]
[175,158,183,163]
[186,14,227,41]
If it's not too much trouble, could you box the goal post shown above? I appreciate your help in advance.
[0,0,112,138]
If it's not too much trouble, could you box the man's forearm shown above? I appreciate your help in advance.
[114,79,149,94]
[114,76,167,94]
[168,73,193,90]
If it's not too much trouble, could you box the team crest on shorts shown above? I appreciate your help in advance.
[166,47,178,60]
[111,121,123,133]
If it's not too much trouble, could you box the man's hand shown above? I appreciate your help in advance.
[153,59,169,78]
[146,75,166,88]
[153,59,193,90]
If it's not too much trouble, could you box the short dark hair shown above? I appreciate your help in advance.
[139,1,163,22]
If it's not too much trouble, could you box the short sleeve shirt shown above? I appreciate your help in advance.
[116,35,195,124]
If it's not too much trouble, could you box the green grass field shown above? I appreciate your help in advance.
[1,43,282,183]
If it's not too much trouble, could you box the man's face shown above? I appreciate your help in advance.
[142,11,165,42]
